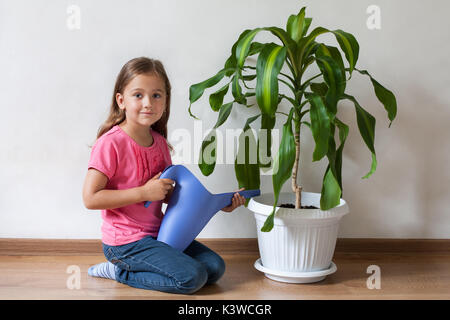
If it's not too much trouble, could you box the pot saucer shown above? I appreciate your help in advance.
[254,259,337,284]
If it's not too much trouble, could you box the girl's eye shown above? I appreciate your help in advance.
[135,93,142,98]
[153,94,161,98]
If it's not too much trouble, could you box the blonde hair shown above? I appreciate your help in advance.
[96,57,172,150]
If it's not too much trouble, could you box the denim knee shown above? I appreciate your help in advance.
[176,263,208,294]
[206,255,226,284]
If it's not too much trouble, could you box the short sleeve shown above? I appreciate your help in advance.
[88,137,118,180]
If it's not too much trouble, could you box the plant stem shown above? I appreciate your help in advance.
[291,117,302,208]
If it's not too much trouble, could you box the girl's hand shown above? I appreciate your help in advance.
[140,172,174,202]
[163,187,174,204]
[221,188,246,212]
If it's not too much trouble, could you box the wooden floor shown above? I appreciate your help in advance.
[0,239,449,300]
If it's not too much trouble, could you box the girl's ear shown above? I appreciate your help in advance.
[116,92,125,110]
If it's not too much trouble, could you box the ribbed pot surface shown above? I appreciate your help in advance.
[249,192,349,272]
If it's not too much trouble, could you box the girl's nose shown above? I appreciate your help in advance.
[143,96,152,108]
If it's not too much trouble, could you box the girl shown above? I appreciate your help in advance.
[82,57,245,294]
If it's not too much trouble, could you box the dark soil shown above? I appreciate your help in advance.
[279,203,318,209]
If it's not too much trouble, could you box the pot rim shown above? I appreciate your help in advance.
[248,191,349,220]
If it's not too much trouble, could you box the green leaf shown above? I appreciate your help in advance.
[230,26,297,77]
[331,30,360,78]
[232,73,246,105]
[225,29,252,71]
[235,117,260,200]
[286,7,306,43]
[209,83,230,112]
[317,44,345,72]
[249,42,264,56]
[236,28,262,68]
[310,82,328,96]
[213,102,233,129]
[189,68,233,118]
[198,129,217,176]
[334,117,349,190]
[302,55,316,72]
[297,26,330,72]
[343,94,377,179]
[258,113,276,168]
[302,18,312,38]
[355,69,397,127]
[256,43,287,116]
[320,166,342,210]
[261,109,296,232]
[244,114,261,128]
[242,74,257,81]
[307,93,331,161]
[263,27,298,77]
[315,53,346,115]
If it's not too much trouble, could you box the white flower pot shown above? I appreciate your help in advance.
[248,192,349,283]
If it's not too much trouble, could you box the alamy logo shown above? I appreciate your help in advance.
[366,265,381,289]
[67,5,81,30]
[366,5,381,30]
[66,265,81,289]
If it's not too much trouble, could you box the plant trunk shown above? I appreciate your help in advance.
[292,121,302,208]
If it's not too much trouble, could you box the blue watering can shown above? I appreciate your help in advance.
[144,165,260,251]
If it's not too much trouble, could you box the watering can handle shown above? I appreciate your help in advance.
[144,165,175,208]
[144,189,260,208]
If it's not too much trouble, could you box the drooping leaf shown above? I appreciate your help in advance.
[213,102,233,129]
[261,109,296,232]
[297,26,329,72]
[297,27,359,80]
[307,93,331,161]
[242,74,257,81]
[198,129,217,176]
[263,27,298,75]
[229,26,297,77]
[189,68,233,118]
[225,29,255,73]
[342,94,377,179]
[236,28,262,68]
[317,44,345,72]
[256,43,287,116]
[209,83,230,111]
[315,53,346,115]
[355,69,397,127]
[248,42,264,56]
[331,29,360,78]
[310,82,328,96]
[235,116,261,202]
[232,73,246,105]
[258,113,276,168]
[320,166,342,210]
[334,117,349,190]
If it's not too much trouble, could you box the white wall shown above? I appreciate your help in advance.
[0,0,449,239]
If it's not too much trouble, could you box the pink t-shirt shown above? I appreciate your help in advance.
[88,125,172,246]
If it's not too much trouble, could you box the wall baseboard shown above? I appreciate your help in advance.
[0,238,448,256]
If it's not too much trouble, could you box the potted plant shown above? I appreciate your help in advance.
[187,7,397,283]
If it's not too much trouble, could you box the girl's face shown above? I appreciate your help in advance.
[116,73,167,128]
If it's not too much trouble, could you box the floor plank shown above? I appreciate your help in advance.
[1,249,449,299]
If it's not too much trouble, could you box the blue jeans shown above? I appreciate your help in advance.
[102,236,225,294]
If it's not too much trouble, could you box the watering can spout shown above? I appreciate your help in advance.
[148,165,260,251]
[213,189,261,212]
